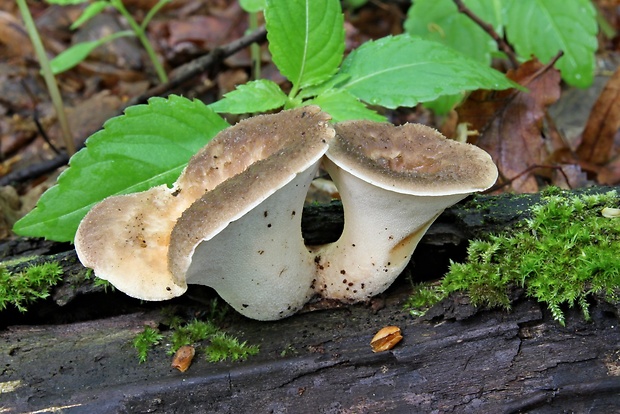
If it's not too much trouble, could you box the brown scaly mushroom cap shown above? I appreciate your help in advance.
[75,106,334,311]
[312,120,498,302]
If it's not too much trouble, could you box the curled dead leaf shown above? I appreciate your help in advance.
[370,326,403,353]
[171,345,195,372]
[458,58,561,193]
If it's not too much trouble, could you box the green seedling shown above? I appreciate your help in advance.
[239,0,266,80]
[16,0,75,155]
[405,190,620,326]
[0,262,63,312]
[208,0,517,120]
[45,0,169,83]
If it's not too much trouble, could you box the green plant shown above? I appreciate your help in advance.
[133,325,164,363]
[239,0,266,80]
[209,0,516,121]
[14,0,517,242]
[16,0,75,155]
[405,190,620,326]
[45,0,169,83]
[0,262,63,312]
[404,0,598,113]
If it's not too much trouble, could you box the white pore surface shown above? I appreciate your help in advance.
[312,158,467,301]
[184,164,319,321]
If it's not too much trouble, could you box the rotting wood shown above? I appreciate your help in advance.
[1,186,619,413]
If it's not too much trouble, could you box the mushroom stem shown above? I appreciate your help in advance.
[313,158,467,302]
[179,163,319,321]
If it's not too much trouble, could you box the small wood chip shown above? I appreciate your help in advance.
[370,326,403,353]
[171,345,195,372]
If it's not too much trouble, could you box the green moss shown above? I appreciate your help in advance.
[168,319,220,353]
[204,332,259,362]
[133,302,259,364]
[133,326,163,363]
[406,189,620,326]
[0,261,63,312]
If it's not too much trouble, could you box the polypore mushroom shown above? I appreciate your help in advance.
[75,106,334,320]
[312,121,498,302]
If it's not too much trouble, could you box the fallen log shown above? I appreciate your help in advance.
[1,186,619,413]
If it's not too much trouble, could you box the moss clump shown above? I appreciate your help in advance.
[133,326,164,363]
[0,262,63,312]
[133,302,259,363]
[406,190,620,326]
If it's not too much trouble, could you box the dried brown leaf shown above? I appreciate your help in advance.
[0,11,33,59]
[576,67,620,165]
[458,59,562,193]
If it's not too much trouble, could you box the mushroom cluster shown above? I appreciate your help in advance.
[76,106,498,320]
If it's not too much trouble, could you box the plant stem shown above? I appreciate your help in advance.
[452,0,519,68]
[111,0,168,83]
[141,0,170,30]
[248,11,261,80]
[17,0,75,156]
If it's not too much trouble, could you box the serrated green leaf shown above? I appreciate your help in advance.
[404,0,502,64]
[505,0,598,87]
[305,89,386,123]
[50,31,133,74]
[339,35,517,109]
[13,96,229,242]
[240,0,266,12]
[71,1,109,30]
[265,0,345,93]
[296,73,350,100]
[209,79,287,114]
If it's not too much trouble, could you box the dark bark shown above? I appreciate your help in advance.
[1,186,619,413]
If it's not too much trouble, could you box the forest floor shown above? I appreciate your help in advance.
[1,1,620,413]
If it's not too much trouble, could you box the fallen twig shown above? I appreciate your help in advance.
[453,0,519,68]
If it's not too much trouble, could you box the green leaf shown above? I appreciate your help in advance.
[305,89,386,123]
[71,1,109,30]
[50,31,134,74]
[404,0,502,64]
[13,96,229,242]
[505,0,598,87]
[265,0,345,93]
[240,0,266,12]
[209,79,287,114]
[423,93,464,115]
[45,0,89,4]
[296,73,350,100]
[339,35,517,109]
